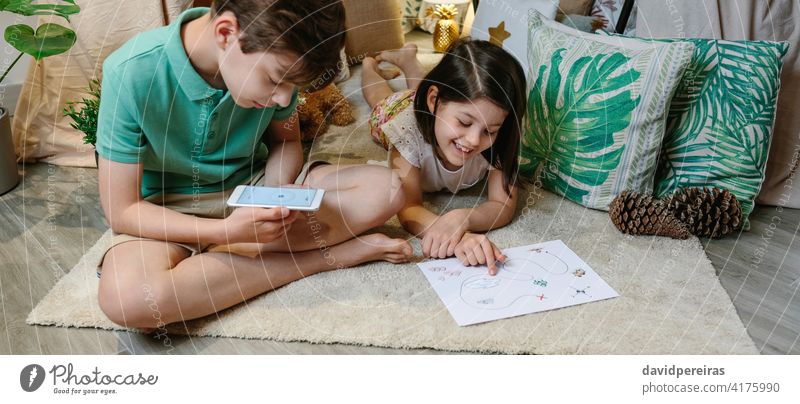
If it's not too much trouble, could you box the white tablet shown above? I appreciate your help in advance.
[226,185,325,211]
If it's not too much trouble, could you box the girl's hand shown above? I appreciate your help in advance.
[454,233,506,275]
[422,210,469,259]
[219,207,299,244]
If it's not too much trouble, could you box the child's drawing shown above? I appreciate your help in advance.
[532,278,548,287]
[459,258,554,309]
[428,266,463,282]
[418,240,619,326]
[496,253,570,275]
[571,285,592,298]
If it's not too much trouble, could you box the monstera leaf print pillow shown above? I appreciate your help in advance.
[598,32,789,227]
[520,11,694,210]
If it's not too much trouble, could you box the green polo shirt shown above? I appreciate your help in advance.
[96,7,298,198]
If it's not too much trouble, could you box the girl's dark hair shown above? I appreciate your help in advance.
[413,38,526,195]
[211,0,345,87]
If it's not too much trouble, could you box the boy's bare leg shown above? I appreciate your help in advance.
[218,164,406,256]
[98,164,410,328]
[255,164,405,253]
[99,231,410,328]
[375,43,424,90]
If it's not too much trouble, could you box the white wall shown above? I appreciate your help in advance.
[0,13,36,115]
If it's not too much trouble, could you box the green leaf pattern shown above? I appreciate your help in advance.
[401,0,423,32]
[0,0,79,22]
[521,49,639,201]
[521,11,695,209]
[652,39,789,222]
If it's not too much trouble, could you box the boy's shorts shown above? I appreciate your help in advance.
[95,160,323,274]
[368,89,416,149]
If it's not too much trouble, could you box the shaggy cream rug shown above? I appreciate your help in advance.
[27,63,758,354]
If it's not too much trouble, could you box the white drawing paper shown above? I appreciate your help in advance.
[417,240,619,326]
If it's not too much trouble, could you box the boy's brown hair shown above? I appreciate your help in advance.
[211,0,346,86]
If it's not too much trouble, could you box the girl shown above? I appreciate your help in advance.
[361,39,527,275]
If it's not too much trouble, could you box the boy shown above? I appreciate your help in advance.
[96,0,411,329]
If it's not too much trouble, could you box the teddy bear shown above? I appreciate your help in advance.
[296,83,355,141]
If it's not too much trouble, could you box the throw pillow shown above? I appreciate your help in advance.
[556,13,607,33]
[471,0,558,67]
[342,0,404,63]
[557,0,594,15]
[590,0,636,35]
[519,11,694,210]
[401,0,423,33]
[614,35,788,225]
[334,48,350,83]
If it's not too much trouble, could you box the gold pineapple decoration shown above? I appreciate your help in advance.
[433,4,459,52]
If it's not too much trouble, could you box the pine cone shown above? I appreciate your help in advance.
[609,191,691,239]
[668,187,742,238]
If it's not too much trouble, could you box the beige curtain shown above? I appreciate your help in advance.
[12,0,193,167]
[637,0,800,209]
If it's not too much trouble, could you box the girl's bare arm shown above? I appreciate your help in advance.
[458,169,518,232]
[392,149,440,236]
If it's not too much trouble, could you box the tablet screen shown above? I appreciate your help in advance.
[236,186,318,208]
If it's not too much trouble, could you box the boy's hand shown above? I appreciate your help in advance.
[220,207,299,244]
[454,233,506,276]
[422,210,469,259]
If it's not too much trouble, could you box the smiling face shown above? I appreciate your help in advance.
[217,38,299,109]
[426,86,509,170]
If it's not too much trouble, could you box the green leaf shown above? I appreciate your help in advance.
[63,79,100,146]
[0,0,80,22]
[666,39,718,143]
[521,48,641,203]
[4,23,76,60]
[655,39,785,221]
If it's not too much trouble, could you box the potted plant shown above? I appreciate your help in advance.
[0,0,80,195]
[63,78,99,156]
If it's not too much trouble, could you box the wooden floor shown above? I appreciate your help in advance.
[703,201,800,355]
[1,163,798,355]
